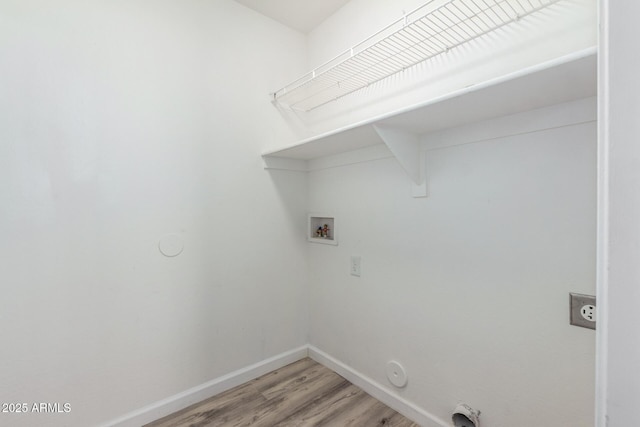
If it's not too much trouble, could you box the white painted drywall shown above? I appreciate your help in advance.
[307,100,597,426]
[0,1,308,426]
[0,1,606,426]
[597,1,640,425]
[296,0,596,137]
[298,3,598,424]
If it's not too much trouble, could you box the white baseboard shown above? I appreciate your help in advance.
[99,346,308,427]
[308,346,449,427]
[100,345,448,427]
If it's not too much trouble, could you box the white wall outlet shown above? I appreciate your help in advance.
[580,304,596,322]
[350,256,361,277]
[570,293,596,330]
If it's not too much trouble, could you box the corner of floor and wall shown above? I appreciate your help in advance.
[1,1,601,427]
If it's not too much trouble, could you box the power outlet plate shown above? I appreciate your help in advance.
[350,256,361,277]
[570,293,596,330]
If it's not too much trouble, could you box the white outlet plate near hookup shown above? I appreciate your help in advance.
[350,256,361,277]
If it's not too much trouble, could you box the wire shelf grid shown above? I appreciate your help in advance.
[271,0,561,112]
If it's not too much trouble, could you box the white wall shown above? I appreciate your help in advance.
[0,1,604,426]
[295,3,598,425]
[598,0,640,425]
[0,1,308,426]
[307,100,597,427]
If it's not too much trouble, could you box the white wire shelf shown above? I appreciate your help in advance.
[271,0,562,112]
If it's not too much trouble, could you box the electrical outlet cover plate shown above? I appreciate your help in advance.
[350,255,361,277]
[570,293,596,330]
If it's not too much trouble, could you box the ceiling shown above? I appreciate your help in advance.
[233,0,351,34]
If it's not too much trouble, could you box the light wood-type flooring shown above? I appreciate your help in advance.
[145,358,420,427]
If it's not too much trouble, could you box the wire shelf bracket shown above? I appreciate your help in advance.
[270,0,562,112]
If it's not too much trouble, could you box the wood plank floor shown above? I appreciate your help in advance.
[145,358,420,427]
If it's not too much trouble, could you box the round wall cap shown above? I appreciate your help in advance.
[386,360,408,388]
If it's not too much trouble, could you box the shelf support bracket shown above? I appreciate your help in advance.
[373,124,427,198]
